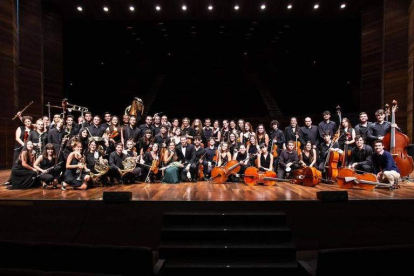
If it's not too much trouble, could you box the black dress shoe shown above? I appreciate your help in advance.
[3,181,10,186]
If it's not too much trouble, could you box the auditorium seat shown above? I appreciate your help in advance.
[299,244,414,276]
[0,241,164,276]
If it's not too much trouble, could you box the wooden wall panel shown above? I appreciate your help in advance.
[0,0,18,168]
[361,4,383,116]
[383,0,409,133]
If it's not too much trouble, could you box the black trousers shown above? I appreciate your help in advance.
[108,165,142,181]
[179,163,197,182]
[39,166,62,184]
[354,164,373,173]
[277,164,300,180]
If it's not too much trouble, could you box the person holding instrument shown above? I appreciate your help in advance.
[10,141,39,189]
[284,117,299,149]
[348,135,373,173]
[62,141,90,190]
[194,136,206,181]
[204,138,218,180]
[299,141,317,168]
[257,143,274,172]
[143,143,160,183]
[256,124,269,147]
[175,136,196,182]
[277,141,299,179]
[367,109,400,145]
[109,143,141,185]
[162,142,180,184]
[372,140,400,188]
[34,143,61,189]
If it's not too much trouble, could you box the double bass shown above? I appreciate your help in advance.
[325,105,342,181]
[382,100,414,177]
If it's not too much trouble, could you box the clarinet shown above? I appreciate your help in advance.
[33,161,63,180]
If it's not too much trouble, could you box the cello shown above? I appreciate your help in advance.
[243,166,286,186]
[290,167,322,187]
[210,153,257,184]
[324,105,342,181]
[337,168,393,191]
[382,100,414,177]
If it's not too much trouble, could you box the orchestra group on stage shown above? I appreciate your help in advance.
[4,98,412,191]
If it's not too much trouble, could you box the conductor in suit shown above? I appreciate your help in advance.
[175,136,197,182]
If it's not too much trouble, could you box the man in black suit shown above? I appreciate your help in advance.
[175,136,197,182]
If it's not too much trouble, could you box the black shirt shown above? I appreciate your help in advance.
[278,150,299,168]
[109,151,127,169]
[122,125,141,143]
[318,142,339,162]
[87,125,105,137]
[349,145,373,167]
[139,124,154,136]
[354,122,372,141]
[270,129,285,149]
[299,125,320,147]
[318,121,337,140]
[203,127,214,142]
[28,131,48,150]
[205,146,217,163]
[284,126,299,144]
[194,146,206,161]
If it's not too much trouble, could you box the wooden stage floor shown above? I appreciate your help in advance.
[1,169,414,201]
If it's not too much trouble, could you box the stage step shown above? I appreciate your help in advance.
[159,212,298,275]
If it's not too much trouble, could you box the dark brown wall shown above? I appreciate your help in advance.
[0,0,63,168]
[408,0,414,140]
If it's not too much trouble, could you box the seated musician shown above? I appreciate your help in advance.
[34,143,62,189]
[277,140,300,179]
[317,132,343,172]
[123,139,138,158]
[175,136,196,182]
[217,142,232,167]
[233,144,250,181]
[204,138,217,180]
[348,135,373,173]
[138,130,153,157]
[228,133,240,156]
[162,142,180,184]
[85,140,108,185]
[153,125,170,152]
[246,135,260,157]
[62,141,90,190]
[194,136,206,181]
[299,141,317,168]
[171,128,182,146]
[372,140,400,188]
[108,143,142,185]
[10,141,39,189]
[142,143,161,183]
[257,143,274,172]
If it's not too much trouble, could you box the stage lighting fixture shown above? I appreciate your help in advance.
[314,4,319,9]
[182,5,187,11]
[287,5,292,9]
[208,5,213,11]
[130,6,135,11]
[234,5,240,10]
[103,6,109,12]
[156,5,161,11]
[77,6,83,12]
[261,5,266,10]
[341,4,346,9]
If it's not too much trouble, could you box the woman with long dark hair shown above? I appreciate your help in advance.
[10,141,39,189]
[34,143,61,189]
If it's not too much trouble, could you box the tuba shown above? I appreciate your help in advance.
[89,157,109,182]
[125,97,144,116]
[119,157,137,177]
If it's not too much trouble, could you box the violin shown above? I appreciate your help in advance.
[108,130,119,139]
[150,155,159,174]
[243,166,285,186]
[383,100,414,177]
[337,168,392,191]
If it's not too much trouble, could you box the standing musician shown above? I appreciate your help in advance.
[277,140,299,179]
[203,118,214,144]
[233,144,250,181]
[354,112,372,142]
[217,142,232,167]
[171,128,182,146]
[212,120,222,144]
[42,116,50,130]
[175,136,196,182]
[142,143,161,183]
[10,141,39,189]
[161,115,172,130]
[221,120,230,142]
[29,119,48,158]
[338,118,356,150]
[181,117,196,143]
[138,130,153,156]
[125,97,144,123]
[192,119,204,144]
[108,143,142,185]
[237,119,246,132]
[256,124,270,147]
[103,112,112,129]
[87,115,105,137]
[34,143,61,189]
[121,115,141,148]
[162,142,180,184]
[318,111,337,140]
[317,132,342,172]
[299,141,317,168]
[122,114,130,127]
[194,136,206,181]
[50,114,62,129]
[242,122,255,145]
[284,117,300,149]
[82,112,93,128]
[230,120,239,138]
[13,116,33,164]
[170,118,180,136]
[204,138,218,180]
[139,116,154,135]
[257,143,274,172]
[62,141,90,190]
[105,115,121,144]
[47,119,65,154]
[348,135,373,173]
[367,109,400,145]
[154,125,170,152]
[228,133,240,156]
[269,120,285,166]
[299,117,319,149]
[372,140,400,188]
[153,115,162,136]
[66,115,80,136]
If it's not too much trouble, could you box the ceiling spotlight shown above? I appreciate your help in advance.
[208,5,213,11]
[287,4,292,9]
[182,5,187,11]
[156,5,161,11]
[260,4,266,10]
[103,6,109,12]
[234,5,240,10]
[314,4,319,9]
[130,6,135,11]
[77,6,83,12]
[340,4,346,9]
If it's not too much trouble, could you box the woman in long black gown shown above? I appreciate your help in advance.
[33,143,61,189]
[11,141,39,189]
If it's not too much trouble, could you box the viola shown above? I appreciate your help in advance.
[243,166,285,186]
[336,168,392,191]
[271,141,278,158]
[383,100,414,177]
[108,130,119,139]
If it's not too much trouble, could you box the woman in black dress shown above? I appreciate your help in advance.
[142,143,160,182]
[11,141,39,189]
[212,120,221,145]
[232,144,250,182]
[228,133,240,156]
[138,130,153,157]
[257,143,274,172]
[62,141,90,190]
[217,143,232,167]
[299,141,317,168]
[34,143,61,189]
